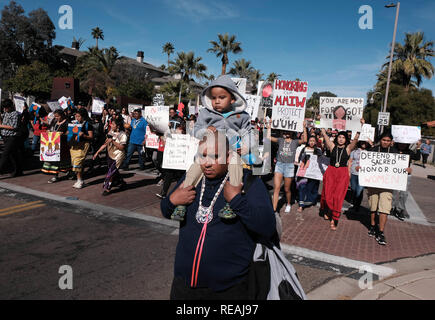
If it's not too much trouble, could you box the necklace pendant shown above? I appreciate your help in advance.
[196,205,213,224]
[335,162,340,168]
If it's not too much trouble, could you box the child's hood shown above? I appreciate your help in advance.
[201,75,247,114]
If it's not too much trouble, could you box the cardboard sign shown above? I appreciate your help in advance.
[319,97,364,131]
[91,98,105,115]
[145,126,159,149]
[152,94,165,106]
[143,106,169,134]
[271,80,308,132]
[351,124,375,142]
[40,132,61,162]
[391,125,421,144]
[162,134,199,170]
[358,151,410,191]
[377,112,390,126]
[128,103,143,115]
[13,95,26,113]
[243,94,261,120]
[296,154,329,181]
[47,100,61,112]
[231,77,247,95]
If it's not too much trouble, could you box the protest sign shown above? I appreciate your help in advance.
[271,79,308,132]
[91,98,105,115]
[351,124,375,141]
[358,150,410,191]
[162,134,199,170]
[13,95,26,113]
[391,125,421,144]
[243,94,261,120]
[47,100,61,112]
[231,77,247,95]
[128,103,143,114]
[377,112,390,126]
[144,105,169,134]
[40,132,61,162]
[145,126,159,149]
[259,82,274,109]
[152,94,165,106]
[296,155,329,181]
[319,97,364,131]
[67,123,82,142]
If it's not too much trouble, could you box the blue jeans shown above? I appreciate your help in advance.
[298,179,319,207]
[350,174,364,208]
[31,135,40,152]
[122,143,145,169]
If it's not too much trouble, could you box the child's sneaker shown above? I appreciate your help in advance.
[284,204,291,214]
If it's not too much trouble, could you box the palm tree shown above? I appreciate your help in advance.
[383,31,434,91]
[207,33,242,75]
[249,68,264,94]
[91,27,104,48]
[169,51,207,103]
[162,42,174,69]
[266,72,281,83]
[229,58,253,79]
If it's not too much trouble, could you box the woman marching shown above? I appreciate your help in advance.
[69,108,93,189]
[319,118,364,230]
[266,120,307,215]
[296,135,323,212]
[42,109,72,182]
[93,117,128,196]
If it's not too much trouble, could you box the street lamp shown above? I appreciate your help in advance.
[370,92,384,134]
[383,2,400,121]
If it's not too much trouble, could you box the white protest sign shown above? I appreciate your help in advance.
[47,100,61,112]
[13,95,26,113]
[145,126,159,149]
[143,106,169,134]
[377,112,390,126]
[243,94,261,120]
[271,80,308,132]
[391,125,421,144]
[231,77,247,95]
[128,103,143,115]
[358,151,410,191]
[152,94,165,106]
[296,155,329,181]
[58,96,69,110]
[91,98,105,115]
[352,124,375,141]
[162,134,199,170]
[319,97,364,131]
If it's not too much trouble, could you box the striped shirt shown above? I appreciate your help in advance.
[1,111,20,136]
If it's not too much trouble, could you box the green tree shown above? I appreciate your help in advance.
[266,72,281,83]
[5,61,53,100]
[384,32,434,91]
[229,58,253,79]
[207,33,242,75]
[249,69,264,94]
[115,78,154,101]
[91,27,104,48]
[162,42,174,69]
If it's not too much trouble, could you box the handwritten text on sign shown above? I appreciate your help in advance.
[358,151,409,191]
[319,97,364,131]
[162,134,199,171]
[271,80,308,132]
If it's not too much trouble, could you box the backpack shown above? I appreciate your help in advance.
[243,172,307,300]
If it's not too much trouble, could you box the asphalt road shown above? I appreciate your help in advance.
[0,188,347,300]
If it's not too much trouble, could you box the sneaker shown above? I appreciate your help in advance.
[73,180,84,189]
[396,210,405,221]
[368,225,377,237]
[48,176,59,184]
[376,232,387,245]
[155,193,165,199]
[284,204,291,214]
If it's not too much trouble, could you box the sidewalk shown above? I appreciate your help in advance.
[1,156,434,299]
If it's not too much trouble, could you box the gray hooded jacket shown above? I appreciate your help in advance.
[194,75,252,148]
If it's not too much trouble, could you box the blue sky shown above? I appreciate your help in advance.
[3,0,435,99]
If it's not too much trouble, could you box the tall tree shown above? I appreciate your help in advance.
[249,68,264,94]
[91,27,104,48]
[266,72,281,83]
[207,33,242,75]
[384,31,434,91]
[169,51,207,83]
[162,42,174,69]
[229,58,253,79]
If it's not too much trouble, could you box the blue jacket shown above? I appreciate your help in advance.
[161,169,276,291]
